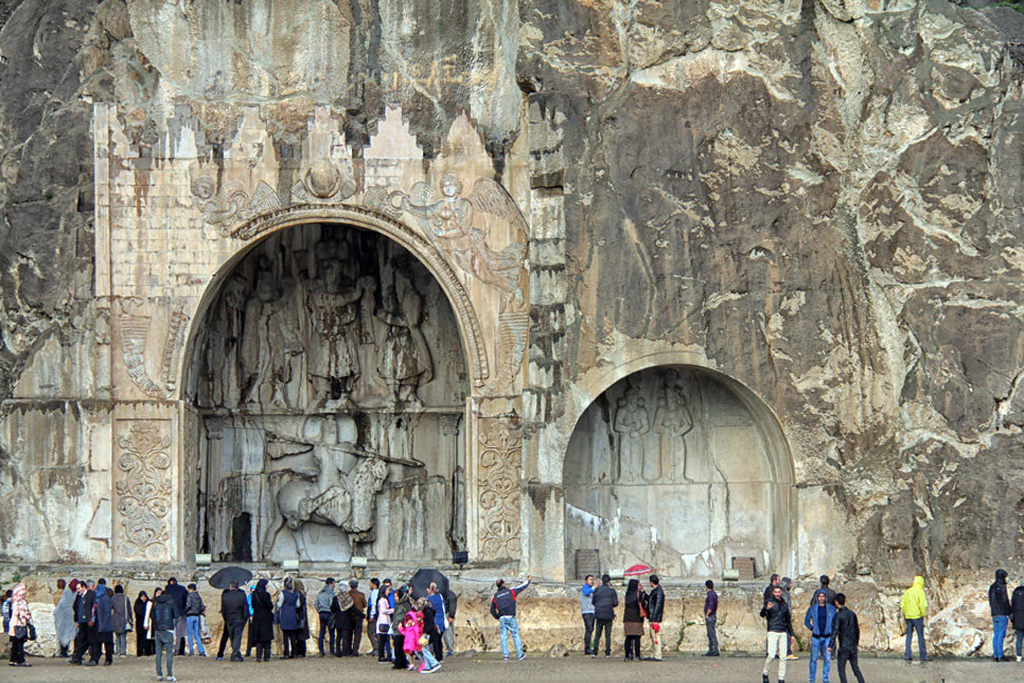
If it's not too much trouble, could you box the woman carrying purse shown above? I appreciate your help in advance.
[8,583,33,667]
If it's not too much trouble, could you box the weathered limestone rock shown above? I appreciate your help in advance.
[2,0,1024,657]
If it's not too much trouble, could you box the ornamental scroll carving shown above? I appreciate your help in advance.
[478,421,523,558]
[120,308,191,399]
[114,421,173,560]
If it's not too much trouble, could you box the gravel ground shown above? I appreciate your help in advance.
[5,651,1020,683]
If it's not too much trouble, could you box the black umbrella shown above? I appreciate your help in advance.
[208,566,253,590]
[408,568,450,600]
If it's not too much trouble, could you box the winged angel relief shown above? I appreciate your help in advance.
[387,174,530,388]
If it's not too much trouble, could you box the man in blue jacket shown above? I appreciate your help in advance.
[805,589,837,683]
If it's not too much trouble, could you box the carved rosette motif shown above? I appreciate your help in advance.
[478,422,522,558]
[115,422,173,560]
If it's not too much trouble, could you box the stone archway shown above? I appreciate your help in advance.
[560,364,794,580]
[181,220,472,564]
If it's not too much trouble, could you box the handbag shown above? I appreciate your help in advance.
[418,634,430,648]
[27,623,37,641]
[200,615,212,644]
[13,624,27,639]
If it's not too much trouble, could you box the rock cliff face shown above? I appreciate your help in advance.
[1,0,1023,656]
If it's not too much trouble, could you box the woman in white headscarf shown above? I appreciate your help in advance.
[7,583,32,667]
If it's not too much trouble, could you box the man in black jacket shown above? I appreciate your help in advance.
[590,574,619,659]
[990,568,1011,662]
[646,575,665,661]
[220,581,248,662]
[165,577,189,656]
[831,593,865,683]
[760,585,794,683]
[70,579,95,665]
[152,586,183,681]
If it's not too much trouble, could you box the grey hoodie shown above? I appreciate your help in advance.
[316,584,335,613]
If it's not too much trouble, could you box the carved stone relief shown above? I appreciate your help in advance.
[477,420,523,559]
[119,304,191,399]
[194,223,468,563]
[196,224,465,413]
[191,175,282,233]
[564,368,780,578]
[114,421,173,560]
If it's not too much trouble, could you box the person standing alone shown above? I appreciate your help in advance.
[703,579,719,657]
[989,569,1011,662]
[832,593,865,683]
[804,589,836,683]
[900,576,928,662]
[579,574,596,656]
[591,574,618,659]
[760,584,794,683]
[490,575,531,662]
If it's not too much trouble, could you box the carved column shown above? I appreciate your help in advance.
[112,414,177,562]
[468,402,524,562]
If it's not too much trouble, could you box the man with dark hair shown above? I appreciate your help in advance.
[764,574,781,607]
[832,593,865,683]
[366,578,380,656]
[647,575,665,661]
[88,578,114,666]
[810,575,837,607]
[490,575,531,662]
[165,577,188,656]
[579,574,596,656]
[760,584,794,683]
[316,577,336,657]
[703,579,720,657]
[591,574,619,659]
[220,581,248,662]
[71,580,96,666]
[804,589,836,683]
[990,569,1011,662]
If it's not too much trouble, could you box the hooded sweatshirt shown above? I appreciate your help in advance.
[989,570,1010,617]
[900,576,927,620]
[316,584,335,613]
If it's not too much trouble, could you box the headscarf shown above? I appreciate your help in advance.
[256,579,269,593]
[12,583,27,600]
[55,583,77,645]
[69,579,80,593]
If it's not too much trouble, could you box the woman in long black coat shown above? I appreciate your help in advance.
[622,579,646,661]
[133,591,154,656]
[249,579,275,663]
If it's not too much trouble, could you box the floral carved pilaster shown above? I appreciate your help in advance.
[477,420,523,559]
[114,421,173,560]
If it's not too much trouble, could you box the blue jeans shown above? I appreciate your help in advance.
[1016,629,1023,657]
[155,630,175,678]
[186,615,206,655]
[904,618,926,660]
[498,615,523,659]
[810,636,832,682]
[993,615,1008,659]
[420,643,439,670]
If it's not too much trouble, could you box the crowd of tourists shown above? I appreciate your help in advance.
[4,567,1024,681]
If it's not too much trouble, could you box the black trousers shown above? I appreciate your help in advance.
[89,631,114,663]
[226,620,245,657]
[392,634,408,669]
[837,648,866,683]
[350,613,363,654]
[582,614,595,654]
[624,635,641,659]
[72,624,93,663]
[430,629,444,662]
[10,636,27,664]
[593,619,613,655]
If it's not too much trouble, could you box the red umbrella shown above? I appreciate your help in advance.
[624,563,653,577]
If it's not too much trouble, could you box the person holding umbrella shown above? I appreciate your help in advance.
[622,579,646,661]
